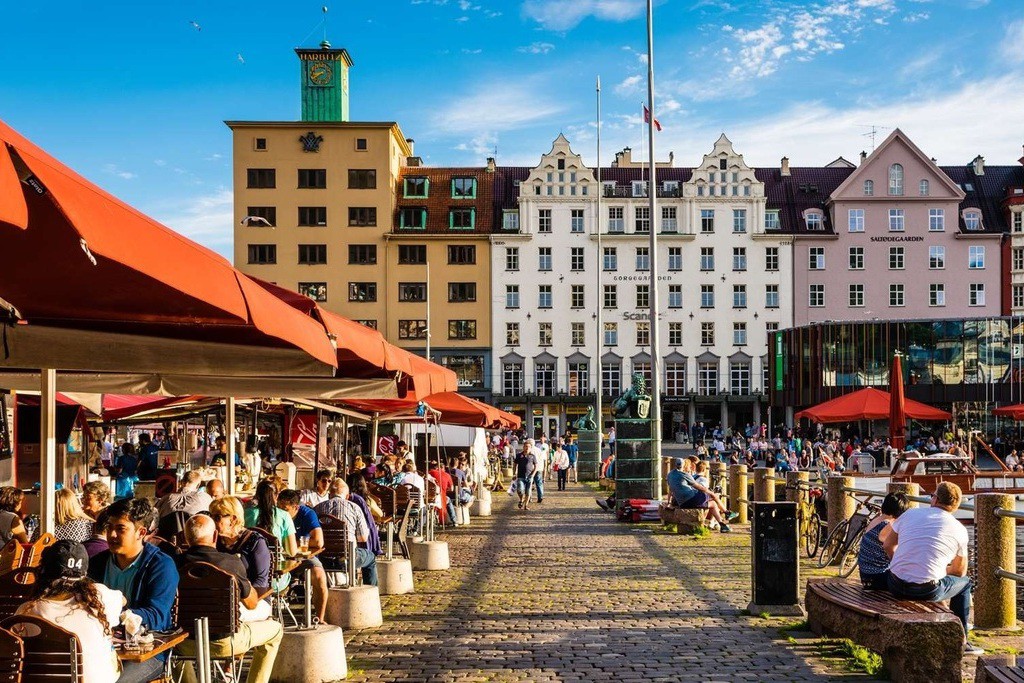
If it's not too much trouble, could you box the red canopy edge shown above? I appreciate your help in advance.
[0,145,27,229]
[993,404,1024,421]
[795,387,951,423]
[342,392,515,429]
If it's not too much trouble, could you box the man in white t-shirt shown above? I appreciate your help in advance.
[531,438,548,502]
[883,481,981,655]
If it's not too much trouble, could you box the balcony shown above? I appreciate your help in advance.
[603,187,682,199]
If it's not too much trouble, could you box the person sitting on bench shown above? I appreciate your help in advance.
[856,492,909,590]
[666,458,734,533]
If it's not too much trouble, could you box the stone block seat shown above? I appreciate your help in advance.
[658,504,707,534]
[976,656,1024,683]
[805,578,964,683]
[598,477,615,491]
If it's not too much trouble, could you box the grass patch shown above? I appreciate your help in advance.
[778,619,809,634]
[818,638,885,676]
[759,611,772,620]
[687,525,712,539]
[970,634,1022,655]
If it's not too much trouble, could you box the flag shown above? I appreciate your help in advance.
[643,105,662,132]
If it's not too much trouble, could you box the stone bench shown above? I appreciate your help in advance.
[805,578,964,683]
[658,505,707,534]
[598,477,615,491]
[976,656,1024,683]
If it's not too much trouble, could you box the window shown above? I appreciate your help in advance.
[701,285,714,308]
[535,362,555,396]
[889,247,904,270]
[805,212,823,230]
[636,285,649,309]
[848,209,864,232]
[608,207,624,233]
[732,284,747,308]
[668,323,682,347]
[570,324,586,348]
[667,247,682,271]
[398,283,427,302]
[448,245,476,264]
[970,283,986,306]
[700,247,715,271]
[506,322,520,346]
[964,211,982,231]
[348,207,376,226]
[766,322,779,336]
[634,207,650,233]
[355,138,367,151]
[356,319,377,330]
[888,209,905,232]
[733,322,747,346]
[404,177,429,198]
[849,247,864,270]
[297,282,327,302]
[503,210,520,231]
[701,322,715,346]
[732,247,747,271]
[296,169,328,190]
[448,320,477,340]
[449,208,475,230]
[928,208,945,231]
[602,362,621,396]
[1013,284,1024,309]
[505,284,520,308]
[920,179,930,196]
[863,179,874,196]
[298,206,327,226]
[764,211,780,231]
[448,282,476,303]
[700,209,714,233]
[889,163,904,196]
[765,284,779,308]
[571,247,585,271]
[929,246,945,269]
[505,247,519,271]
[538,285,552,309]
[246,206,276,226]
[246,168,276,188]
[809,284,824,307]
[398,320,428,339]
[929,284,945,307]
[668,285,682,309]
[538,247,552,271]
[765,247,779,271]
[247,244,276,264]
[889,283,905,307]
[849,284,864,307]
[636,322,650,346]
[398,245,427,265]
[1013,247,1024,272]
[571,209,585,233]
[348,245,376,265]
[698,362,718,396]
[1014,212,1023,233]
[603,285,617,309]
[732,209,747,233]
[665,361,686,395]
[503,362,523,394]
[348,282,377,302]
[568,361,588,394]
[299,244,328,264]
[538,322,552,346]
[635,247,650,271]
[662,206,677,233]
[604,322,618,346]
[399,207,426,229]
[348,169,376,189]
[451,177,476,198]
[730,361,751,395]
[969,246,985,269]
[603,247,617,271]
[254,138,267,151]
[571,285,585,309]
[808,247,824,270]
[538,209,552,233]
[632,180,648,197]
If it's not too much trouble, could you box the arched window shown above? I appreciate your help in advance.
[889,163,904,196]
[919,179,929,196]
[863,179,874,196]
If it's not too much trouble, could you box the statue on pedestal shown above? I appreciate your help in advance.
[612,372,652,419]
[574,406,598,431]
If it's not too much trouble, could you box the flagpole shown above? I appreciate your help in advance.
[645,0,662,500]
[595,75,604,452]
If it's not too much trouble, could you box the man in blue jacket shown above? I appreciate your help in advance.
[89,497,179,683]
[136,433,160,480]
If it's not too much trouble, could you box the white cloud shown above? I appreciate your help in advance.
[615,74,643,95]
[455,15,469,22]
[462,48,482,54]
[1000,20,1024,64]
[431,82,566,134]
[149,189,234,258]
[518,41,555,54]
[102,163,136,180]
[903,11,929,22]
[153,159,166,167]
[454,132,499,157]
[522,0,645,31]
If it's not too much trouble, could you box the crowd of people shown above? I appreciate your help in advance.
[489,434,579,510]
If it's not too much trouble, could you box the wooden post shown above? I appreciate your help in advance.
[40,369,57,535]
[825,474,855,533]
[728,464,748,524]
[226,397,236,496]
[753,467,774,503]
[974,493,1017,630]
[786,470,808,505]
[886,481,920,508]
[710,461,728,499]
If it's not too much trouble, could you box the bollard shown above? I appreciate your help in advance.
[973,493,1018,630]
[825,474,855,533]
[711,462,728,499]
[728,464,748,524]
[786,470,809,505]
[753,468,775,503]
[886,481,920,508]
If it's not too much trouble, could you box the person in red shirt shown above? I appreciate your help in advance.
[427,463,454,526]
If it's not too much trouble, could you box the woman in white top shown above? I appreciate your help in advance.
[17,540,123,683]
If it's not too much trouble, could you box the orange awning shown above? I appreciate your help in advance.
[343,391,513,429]
[795,387,951,423]
[400,351,458,399]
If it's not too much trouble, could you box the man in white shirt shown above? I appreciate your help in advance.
[156,470,212,519]
[883,481,980,655]
[300,469,333,507]
[530,439,547,503]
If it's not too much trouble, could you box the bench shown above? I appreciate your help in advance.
[976,656,1024,683]
[805,578,964,683]
[658,505,707,533]
[598,477,615,491]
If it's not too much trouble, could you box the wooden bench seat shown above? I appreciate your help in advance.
[805,578,964,683]
[976,656,1024,683]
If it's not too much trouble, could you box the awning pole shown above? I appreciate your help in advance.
[370,413,380,465]
[40,368,56,535]
[340,416,348,472]
[313,408,323,474]
[226,397,237,495]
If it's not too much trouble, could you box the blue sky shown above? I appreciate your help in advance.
[2,0,1022,257]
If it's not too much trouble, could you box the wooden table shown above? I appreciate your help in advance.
[116,630,188,663]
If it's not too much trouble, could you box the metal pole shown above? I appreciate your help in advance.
[40,368,56,535]
[595,74,603,442]
[425,261,431,361]
[370,413,380,463]
[645,0,662,500]
[313,408,322,474]
[226,397,237,496]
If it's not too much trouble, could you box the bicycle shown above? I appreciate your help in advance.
[786,481,825,558]
[816,493,879,571]
[836,499,881,578]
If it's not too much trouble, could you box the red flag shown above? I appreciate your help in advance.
[643,105,662,132]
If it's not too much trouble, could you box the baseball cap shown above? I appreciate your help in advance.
[40,540,89,584]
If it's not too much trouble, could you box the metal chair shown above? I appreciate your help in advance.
[174,561,243,683]
[399,486,422,556]
[248,528,298,629]
[0,570,37,622]
[317,515,356,589]
[0,625,23,683]
[0,614,81,682]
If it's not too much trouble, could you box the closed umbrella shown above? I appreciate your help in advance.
[889,352,907,451]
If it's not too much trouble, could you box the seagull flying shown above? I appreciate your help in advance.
[241,216,272,227]
[237,53,245,65]
[189,20,201,31]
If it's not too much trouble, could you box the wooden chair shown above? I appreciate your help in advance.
[248,527,297,628]
[0,543,24,577]
[0,570,38,621]
[0,615,82,682]
[21,535,55,570]
[175,561,243,682]
[396,485,420,559]
[317,515,354,588]
[0,625,23,683]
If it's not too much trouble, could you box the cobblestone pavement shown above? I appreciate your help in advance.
[344,483,881,682]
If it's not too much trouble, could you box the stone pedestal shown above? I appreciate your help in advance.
[409,540,450,570]
[826,474,855,534]
[974,493,1018,630]
[454,505,471,526]
[660,505,707,533]
[614,419,656,504]
[269,625,347,683]
[785,470,809,504]
[472,487,492,517]
[576,429,601,482]
[325,585,383,630]
[377,558,414,595]
[753,467,775,503]
[710,462,728,498]
[728,464,748,524]
[886,481,920,507]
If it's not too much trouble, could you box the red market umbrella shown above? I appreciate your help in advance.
[795,387,951,423]
[993,404,1024,421]
[889,353,907,450]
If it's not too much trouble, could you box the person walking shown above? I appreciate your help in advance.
[552,444,570,491]
[514,441,538,511]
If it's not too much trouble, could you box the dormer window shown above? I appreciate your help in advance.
[964,210,982,231]
[602,181,615,197]
[632,181,648,197]
[919,179,929,196]
[888,163,904,196]
[863,180,874,196]
[662,180,678,195]
[804,210,824,231]
[403,176,429,198]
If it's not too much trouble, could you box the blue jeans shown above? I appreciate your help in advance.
[532,472,544,502]
[516,476,532,498]
[356,547,378,586]
[888,572,971,634]
[117,658,165,683]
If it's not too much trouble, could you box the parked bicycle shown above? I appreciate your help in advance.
[816,493,881,575]
[786,480,825,558]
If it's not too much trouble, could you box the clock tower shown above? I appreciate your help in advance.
[296,41,353,122]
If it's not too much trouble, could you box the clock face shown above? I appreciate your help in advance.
[309,62,333,86]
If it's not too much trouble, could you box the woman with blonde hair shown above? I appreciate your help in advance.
[212,496,275,619]
[54,489,94,543]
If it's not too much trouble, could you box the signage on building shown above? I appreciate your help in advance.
[774,335,784,391]
[869,235,924,243]
[612,275,675,282]
[377,436,398,456]
[622,311,664,321]
[440,355,485,389]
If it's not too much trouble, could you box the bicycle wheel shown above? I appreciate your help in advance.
[804,512,822,558]
[837,528,864,578]
[817,520,849,568]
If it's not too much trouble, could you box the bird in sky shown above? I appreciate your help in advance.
[189,20,201,31]
[240,216,272,227]
[237,53,245,65]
